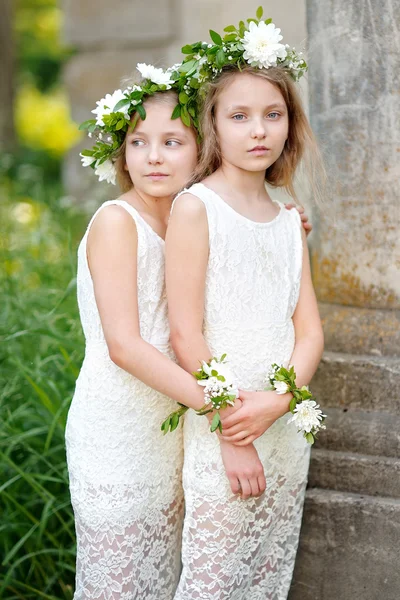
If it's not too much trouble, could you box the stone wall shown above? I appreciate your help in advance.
[288,1,400,598]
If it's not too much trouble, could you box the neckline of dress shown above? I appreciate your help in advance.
[197,182,283,227]
[115,199,165,244]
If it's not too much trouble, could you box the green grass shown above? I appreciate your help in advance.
[0,174,87,599]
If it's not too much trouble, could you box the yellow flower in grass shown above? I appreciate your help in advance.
[16,85,81,157]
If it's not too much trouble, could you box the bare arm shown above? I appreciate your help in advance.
[87,205,205,411]
[166,194,266,498]
[221,227,324,445]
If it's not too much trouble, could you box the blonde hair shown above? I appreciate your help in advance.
[114,89,182,193]
[193,65,326,203]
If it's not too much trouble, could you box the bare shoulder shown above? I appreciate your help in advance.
[172,192,206,221]
[88,204,138,255]
[90,204,137,239]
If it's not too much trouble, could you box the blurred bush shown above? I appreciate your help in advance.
[0,173,87,599]
[12,0,80,183]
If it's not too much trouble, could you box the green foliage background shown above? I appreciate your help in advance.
[1,1,85,597]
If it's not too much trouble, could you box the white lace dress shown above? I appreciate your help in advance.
[65,200,184,600]
[173,183,311,600]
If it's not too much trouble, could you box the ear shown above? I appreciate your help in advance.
[124,162,129,171]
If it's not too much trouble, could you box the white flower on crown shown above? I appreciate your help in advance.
[79,153,96,168]
[242,21,287,69]
[92,89,130,126]
[94,159,116,185]
[136,63,175,88]
[288,400,326,434]
[166,62,182,74]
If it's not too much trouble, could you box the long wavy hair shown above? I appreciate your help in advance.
[192,65,326,203]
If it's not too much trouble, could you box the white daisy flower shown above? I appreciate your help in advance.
[288,400,326,434]
[80,154,95,168]
[94,159,116,185]
[242,21,287,69]
[136,63,174,88]
[92,89,129,126]
[274,380,290,395]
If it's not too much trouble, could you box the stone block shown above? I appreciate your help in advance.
[308,449,400,498]
[289,489,400,600]
[312,351,400,413]
[315,407,400,458]
[63,0,176,48]
[319,302,400,358]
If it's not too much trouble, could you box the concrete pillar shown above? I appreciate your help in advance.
[289,2,400,599]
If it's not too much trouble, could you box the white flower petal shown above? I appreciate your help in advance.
[94,159,116,185]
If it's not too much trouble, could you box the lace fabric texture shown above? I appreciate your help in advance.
[65,201,184,600]
[173,184,311,600]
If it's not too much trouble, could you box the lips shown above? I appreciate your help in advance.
[146,172,168,177]
[248,146,269,152]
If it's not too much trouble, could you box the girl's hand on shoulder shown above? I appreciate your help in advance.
[219,439,266,499]
[219,390,291,446]
[285,203,312,236]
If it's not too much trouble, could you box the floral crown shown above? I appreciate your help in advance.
[79,62,195,185]
[173,7,307,134]
[79,7,306,185]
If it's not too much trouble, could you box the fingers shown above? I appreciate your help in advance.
[258,472,266,495]
[248,476,261,499]
[221,422,247,436]
[222,430,250,443]
[229,476,242,496]
[220,411,243,429]
[238,477,252,500]
[234,434,257,446]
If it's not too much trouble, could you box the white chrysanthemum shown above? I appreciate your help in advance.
[136,63,174,87]
[288,400,326,433]
[79,154,96,168]
[274,380,289,395]
[242,21,287,69]
[94,159,116,185]
[92,89,129,126]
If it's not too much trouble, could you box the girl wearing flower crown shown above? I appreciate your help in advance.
[66,66,216,599]
[166,10,325,599]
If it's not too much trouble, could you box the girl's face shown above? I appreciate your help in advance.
[125,97,198,197]
[214,72,289,173]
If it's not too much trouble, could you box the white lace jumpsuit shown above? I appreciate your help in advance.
[173,183,311,600]
[65,200,184,600]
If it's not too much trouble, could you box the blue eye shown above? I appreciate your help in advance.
[232,114,246,121]
[165,140,181,146]
[131,139,145,146]
[268,112,280,119]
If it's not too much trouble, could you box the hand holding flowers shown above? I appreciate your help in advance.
[221,364,326,446]
[161,355,238,434]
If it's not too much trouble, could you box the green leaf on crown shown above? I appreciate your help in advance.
[136,104,146,121]
[180,105,191,127]
[113,99,130,112]
[171,104,182,120]
[256,5,264,19]
[182,44,194,54]
[179,91,189,105]
[216,49,226,68]
[78,119,96,131]
[223,25,236,32]
[209,29,223,45]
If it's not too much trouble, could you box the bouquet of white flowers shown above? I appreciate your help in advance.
[266,364,326,444]
[161,354,238,435]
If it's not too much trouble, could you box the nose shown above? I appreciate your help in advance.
[147,144,164,165]
[250,118,267,140]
